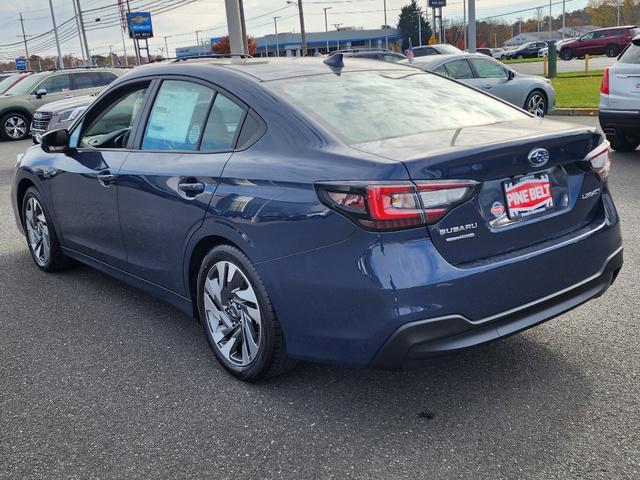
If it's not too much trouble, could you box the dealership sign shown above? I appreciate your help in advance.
[428,0,447,7]
[127,12,153,39]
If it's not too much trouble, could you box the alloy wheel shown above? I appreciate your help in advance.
[25,197,51,266]
[526,93,546,117]
[203,260,262,367]
[5,115,27,140]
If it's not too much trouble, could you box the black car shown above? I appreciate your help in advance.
[504,41,548,60]
[476,48,493,57]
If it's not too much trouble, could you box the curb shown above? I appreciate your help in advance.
[549,108,598,116]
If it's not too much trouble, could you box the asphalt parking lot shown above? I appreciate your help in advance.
[1,117,638,479]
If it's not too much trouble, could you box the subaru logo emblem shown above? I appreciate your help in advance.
[528,148,550,168]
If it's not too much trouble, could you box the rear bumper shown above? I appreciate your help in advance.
[599,109,640,133]
[371,248,622,369]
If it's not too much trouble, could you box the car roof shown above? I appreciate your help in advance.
[405,53,472,67]
[126,56,419,82]
[596,25,637,31]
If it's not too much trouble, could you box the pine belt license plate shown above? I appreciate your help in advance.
[503,173,554,219]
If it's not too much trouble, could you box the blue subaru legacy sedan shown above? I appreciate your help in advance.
[11,56,622,381]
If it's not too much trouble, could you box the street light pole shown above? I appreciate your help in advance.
[383,0,387,27]
[274,16,281,57]
[49,0,64,69]
[287,1,307,56]
[323,7,332,53]
[413,12,422,46]
[562,0,566,41]
[18,13,31,70]
[463,0,467,50]
[76,0,92,65]
[549,0,552,40]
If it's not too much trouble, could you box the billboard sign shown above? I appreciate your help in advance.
[15,58,27,70]
[428,0,447,6]
[127,12,153,39]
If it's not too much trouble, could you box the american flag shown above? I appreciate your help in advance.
[406,37,414,59]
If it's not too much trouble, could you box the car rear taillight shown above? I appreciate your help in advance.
[585,140,611,180]
[316,180,478,231]
[601,67,610,95]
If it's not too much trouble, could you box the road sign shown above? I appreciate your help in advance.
[127,12,153,39]
[210,36,224,47]
[15,58,27,70]
[428,0,446,6]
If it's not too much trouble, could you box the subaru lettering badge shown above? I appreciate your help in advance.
[528,148,550,168]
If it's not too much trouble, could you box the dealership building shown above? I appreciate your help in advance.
[176,27,404,58]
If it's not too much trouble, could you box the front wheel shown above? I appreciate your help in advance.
[22,187,69,271]
[525,90,547,117]
[607,134,640,152]
[197,245,296,381]
[1,112,30,141]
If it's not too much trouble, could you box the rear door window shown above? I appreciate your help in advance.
[201,93,246,151]
[142,80,214,151]
[72,72,103,90]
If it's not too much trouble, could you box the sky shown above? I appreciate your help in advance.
[0,0,589,59]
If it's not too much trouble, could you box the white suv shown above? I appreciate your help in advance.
[599,35,640,151]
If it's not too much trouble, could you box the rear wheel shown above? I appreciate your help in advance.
[524,90,547,117]
[607,133,640,152]
[197,245,296,381]
[1,112,30,141]
[21,187,69,271]
[560,49,573,61]
[605,44,619,57]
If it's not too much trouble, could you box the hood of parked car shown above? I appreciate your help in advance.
[36,94,96,113]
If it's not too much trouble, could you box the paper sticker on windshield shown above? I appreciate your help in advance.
[188,125,200,144]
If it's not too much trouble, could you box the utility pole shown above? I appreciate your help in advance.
[48,0,64,69]
[383,0,387,27]
[274,16,281,57]
[109,45,114,66]
[76,0,92,65]
[463,0,467,50]
[517,17,523,35]
[468,0,476,53]
[549,0,552,40]
[413,11,422,46]
[562,0,566,41]
[323,7,332,53]
[239,0,248,54]
[494,31,497,48]
[18,13,31,70]
[125,0,141,65]
[72,0,87,64]
[298,1,307,56]
[616,2,621,27]
[164,36,169,58]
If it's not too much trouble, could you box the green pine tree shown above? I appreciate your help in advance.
[397,0,432,51]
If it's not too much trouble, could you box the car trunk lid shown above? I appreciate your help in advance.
[351,117,605,264]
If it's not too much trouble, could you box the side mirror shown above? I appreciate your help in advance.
[507,70,515,80]
[35,88,47,99]
[41,128,70,154]
[633,35,640,46]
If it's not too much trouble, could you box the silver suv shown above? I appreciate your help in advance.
[599,35,640,151]
[0,68,120,141]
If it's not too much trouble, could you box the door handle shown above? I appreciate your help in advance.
[97,171,116,187]
[178,181,205,196]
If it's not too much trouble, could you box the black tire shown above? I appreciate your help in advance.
[560,49,573,61]
[605,44,619,57]
[1,111,31,141]
[21,187,69,272]
[197,244,296,382]
[607,134,640,152]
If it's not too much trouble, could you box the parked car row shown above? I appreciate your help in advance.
[0,68,123,141]
[404,53,555,117]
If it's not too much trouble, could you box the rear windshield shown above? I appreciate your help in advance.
[436,45,462,54]
[269,71,526,144]
[619,43,640,64]
[3,72,48,95]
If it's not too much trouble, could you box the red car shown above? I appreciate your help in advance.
[559,25,640,60]
[0,72,33,94]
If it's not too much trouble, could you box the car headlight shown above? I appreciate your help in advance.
[57,106,86,123]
